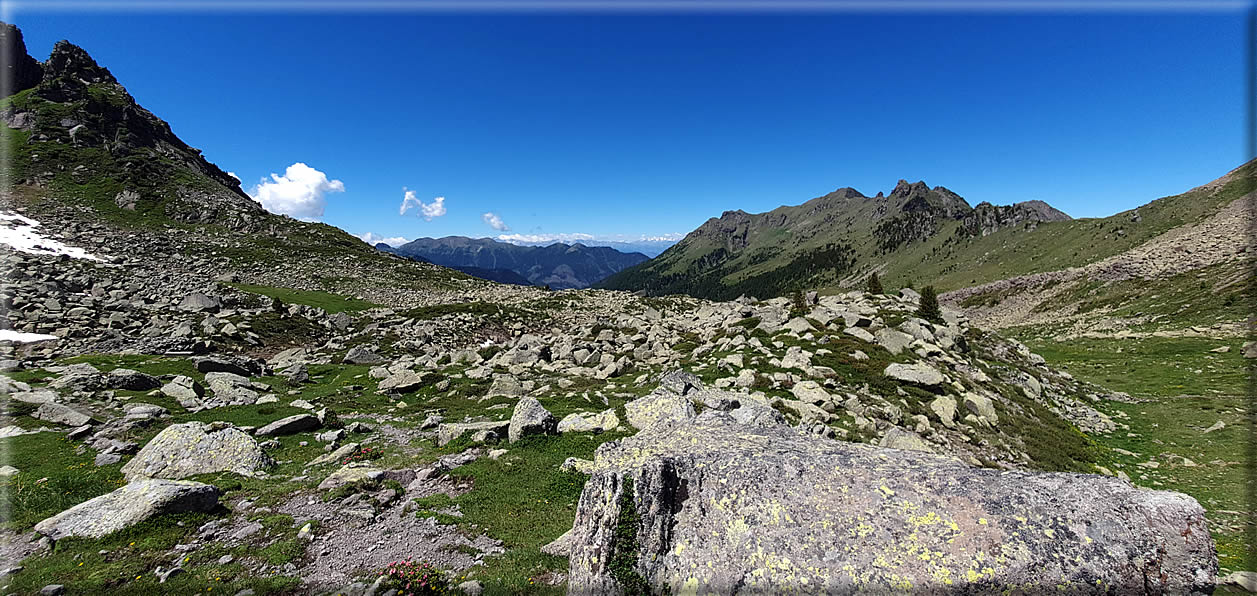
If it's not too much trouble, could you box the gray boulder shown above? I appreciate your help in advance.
[557,410,621,434]
[203,372,260,407]
[874,328,914,356]
[343,346,385,365]
[929,395,958,428]
[121,422,273,481]
[963,392,999,423]
[883,362,946,387]
[657,370,703,396]
[255,414,320,437]
[565,414,1215,595]
[486,374,526,398]
[178,293,222,313]
[878,427,933,453]
[194,356,259,377]
[48,364,105,392]
[34,479,222,540]
[11,390,59,404]
[437,421,509,446]
[161,375,205,404]
[378,369,426,393]
[33,402,94,427]
[508,397,557,443]
[106,368,161,391]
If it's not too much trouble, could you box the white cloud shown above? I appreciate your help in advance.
[357,232,410,247]
[497,232,595,244]
[399,189,446,221]
[481,212,510,231]
[247,162,344,220]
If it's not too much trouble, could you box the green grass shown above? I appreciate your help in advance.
[1018,335,1254,572]
[439,432,628,594]
[0,432,128,531]
[227,283,379,314]
[0,512,301,595]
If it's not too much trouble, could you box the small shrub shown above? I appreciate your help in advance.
[380,559,449,595]
[790,289,808,315]
[866,272,884,295]
[917,285,943,323]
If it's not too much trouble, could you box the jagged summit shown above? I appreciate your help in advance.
[1,23,256,226]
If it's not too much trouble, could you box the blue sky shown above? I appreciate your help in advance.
[10,6,1251,245]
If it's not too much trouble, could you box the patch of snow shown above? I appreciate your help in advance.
[0,329,58,343]
[0,211,102,261]
[480,339,494,348]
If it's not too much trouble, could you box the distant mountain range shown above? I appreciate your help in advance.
[499,238,678,258]
[378,236,649,289]
[597,180,1073,300]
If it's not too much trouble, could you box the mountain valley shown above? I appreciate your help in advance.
[0,22,1250,596]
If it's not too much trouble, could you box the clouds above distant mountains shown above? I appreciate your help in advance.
[497,232,595,244]
[482,212,510,231]
[247,162,344,220]
[399,189,446,220]
[357,232,409,247]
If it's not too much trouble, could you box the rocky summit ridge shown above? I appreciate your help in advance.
[0,23,1230,596]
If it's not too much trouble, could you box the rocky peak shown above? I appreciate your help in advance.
[962,199,1072,237]
[889,179,930,200]
[43,40,117,86]
[823,186,866,200]
[0,22,43,97]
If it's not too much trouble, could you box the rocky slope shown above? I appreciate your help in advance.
[383,236,649,290]
[944,160,1256,337]
[0,23,1227,596]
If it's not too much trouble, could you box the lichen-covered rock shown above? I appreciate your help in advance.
[623,393,695,431]
[508,397,557,442]
[557,409,620,434]
[121,422,273,481]
[34,479,222,540]
[565,413,1215,595]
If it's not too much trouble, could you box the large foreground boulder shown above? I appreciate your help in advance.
[121,422,273,481]
[565,413,1215,595]
[34,479,222,540]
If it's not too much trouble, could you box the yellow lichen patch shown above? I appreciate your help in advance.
[878,485,895,497]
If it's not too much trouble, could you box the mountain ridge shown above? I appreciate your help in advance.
[383,235,649,289]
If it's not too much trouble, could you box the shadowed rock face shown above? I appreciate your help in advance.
[565,413,1215,595]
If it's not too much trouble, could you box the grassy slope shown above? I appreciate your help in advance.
[884,163,1255,291]
[1015,334,1254,573]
